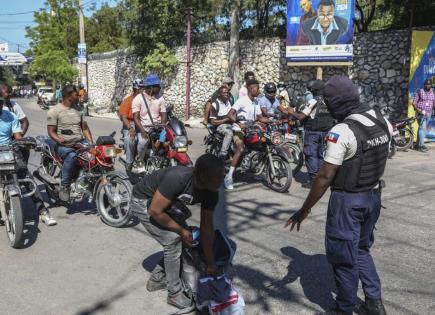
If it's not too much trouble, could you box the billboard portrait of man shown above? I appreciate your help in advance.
[297,0,317,45]
[301,0,348,45]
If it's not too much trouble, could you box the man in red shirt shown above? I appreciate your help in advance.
[119,79,142,170]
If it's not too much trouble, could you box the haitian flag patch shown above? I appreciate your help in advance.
[326,132,340,143]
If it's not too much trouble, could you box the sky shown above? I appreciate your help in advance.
[0,0,117,54]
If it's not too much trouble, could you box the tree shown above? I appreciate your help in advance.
[228,0,241,91]
[355,0,377,32]
[137,43,178,78]
[28,50,78,85]
[0,68,15,87]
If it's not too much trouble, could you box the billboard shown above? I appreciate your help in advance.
[408,31,435,142]
[286,0,355,64]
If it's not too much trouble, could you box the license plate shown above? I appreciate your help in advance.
[285,133,298,142]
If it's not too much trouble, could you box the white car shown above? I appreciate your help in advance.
[37,87,56,105]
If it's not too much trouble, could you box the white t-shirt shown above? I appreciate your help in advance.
[210,98,232,119]
[231,95,261,131]
[324,110,393,166]
[3,100,26,120]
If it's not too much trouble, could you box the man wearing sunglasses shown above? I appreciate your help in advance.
[301,0,348,45]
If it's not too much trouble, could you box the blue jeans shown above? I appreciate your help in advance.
[417,115,431,147]
[303,130,328,181]
[56,145,79,186]
[326,190,382,315]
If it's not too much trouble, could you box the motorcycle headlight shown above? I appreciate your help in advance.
[104,146,118,158]
[0,150,14,163]
[174,136,188,148]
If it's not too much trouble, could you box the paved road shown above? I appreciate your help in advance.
[1,99,434,315]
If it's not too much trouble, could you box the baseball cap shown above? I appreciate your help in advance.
[222,77,234,85]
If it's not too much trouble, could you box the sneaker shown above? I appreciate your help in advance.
[40,210,57,226]
[224,176,234,190]
[364,298,387,315]
[146,278,167,292]
[301,181,312,189]
[167,290,192,309]
[58,186,70,202]
[417,146,428,153]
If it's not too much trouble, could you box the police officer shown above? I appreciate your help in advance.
[289,80,335,188]
[285,76,391,315]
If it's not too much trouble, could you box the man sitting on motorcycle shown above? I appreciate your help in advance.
[258,82,289,118]
[0,84,57,226]
[47,85,94,202]
[208,85,234,160]
[119,79,143,171]
[132,74,167,167]
[130,154,224,309]
[202,77,235,125]
[225,79,271,190]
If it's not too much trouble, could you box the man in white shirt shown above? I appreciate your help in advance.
[208,86,233,159]
[285,76,390,315]
[226,79,270,190]
[132,74,167,163]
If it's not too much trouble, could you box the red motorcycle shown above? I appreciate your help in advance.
[121,106,192,183]
[33,133,133,227]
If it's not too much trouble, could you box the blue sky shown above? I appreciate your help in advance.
[0,0,117,53]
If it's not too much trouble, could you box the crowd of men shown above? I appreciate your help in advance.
[2,71,434,314]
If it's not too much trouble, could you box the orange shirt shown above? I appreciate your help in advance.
[119,95,135,122]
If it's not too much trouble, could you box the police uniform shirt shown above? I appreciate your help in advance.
[324,110,393,166]
[299,99,318,118]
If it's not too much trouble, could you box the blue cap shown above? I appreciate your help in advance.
[144,74,161,87]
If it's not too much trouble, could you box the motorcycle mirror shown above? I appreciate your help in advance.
[110,131,116,138]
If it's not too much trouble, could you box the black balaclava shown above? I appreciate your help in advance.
[323,75,369,122]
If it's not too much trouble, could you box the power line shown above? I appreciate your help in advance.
[0,10,36,16]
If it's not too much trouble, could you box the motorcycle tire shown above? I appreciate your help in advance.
[265,155,293,193]
[96,176,133,228]
[395,126,414,151]
[282,141,304,175]
[388,142,397,159]
[5,194,24,248]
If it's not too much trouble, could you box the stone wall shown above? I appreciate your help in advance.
[84,29,414,118]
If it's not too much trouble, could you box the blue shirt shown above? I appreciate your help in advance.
[0,110,22,145]
[258,95,280,114]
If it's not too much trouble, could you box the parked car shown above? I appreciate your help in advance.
[37,87,56,106]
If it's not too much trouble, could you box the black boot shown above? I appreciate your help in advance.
[364,298,387,315]
[315,310,345,315]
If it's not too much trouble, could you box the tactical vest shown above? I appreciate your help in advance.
[332,110,390,192]
[304,97,335,132]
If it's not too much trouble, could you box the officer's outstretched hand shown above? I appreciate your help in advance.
[284,209,310,232]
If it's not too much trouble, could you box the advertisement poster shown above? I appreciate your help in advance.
[286,0,355,64]
[408,31,435,142]
[77,43,87,64]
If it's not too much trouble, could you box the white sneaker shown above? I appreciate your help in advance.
[40,211,57,226]
[224,176,234,190]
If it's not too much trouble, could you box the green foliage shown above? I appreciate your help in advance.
[0,68,15,87]
[28,50,78,85]
[137,43,179,78]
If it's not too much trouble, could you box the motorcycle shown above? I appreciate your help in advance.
[266,118,304,175]
[0,138,38,248]
[380,106,415,157]
[204,122,293,193]
[120,105,192,183]
[33,132,133,228]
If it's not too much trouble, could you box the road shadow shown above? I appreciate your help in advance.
[20,196,40,249]
[279,246,336,311]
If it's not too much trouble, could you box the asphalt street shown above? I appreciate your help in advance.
[0,99,434,315]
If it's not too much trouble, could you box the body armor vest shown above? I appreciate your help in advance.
[332,110,390,192]
[304,96,335,132]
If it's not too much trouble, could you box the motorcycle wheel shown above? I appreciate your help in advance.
[96,176,133,228]
[282,141,304,175]
[42,156,59,203]
[4,193,24,248]
[395,127,414,151]
[388,141,397,159]
[265,155,293,193]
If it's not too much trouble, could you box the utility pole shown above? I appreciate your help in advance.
[185,8,192,121]
[78,0,87,90]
